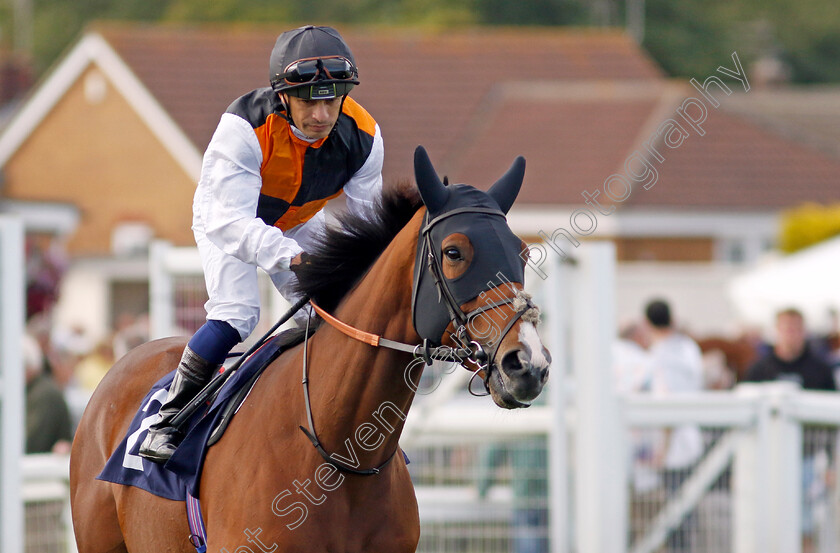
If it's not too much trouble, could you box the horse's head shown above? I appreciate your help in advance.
[411,146,550,409]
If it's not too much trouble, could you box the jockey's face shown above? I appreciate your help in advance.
[283,95,343,140]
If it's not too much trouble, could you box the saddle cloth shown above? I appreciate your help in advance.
[97,332,292,500]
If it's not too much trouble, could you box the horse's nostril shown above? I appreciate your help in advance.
[500,350,527,375]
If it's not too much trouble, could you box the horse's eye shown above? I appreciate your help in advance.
[443,247,462,261]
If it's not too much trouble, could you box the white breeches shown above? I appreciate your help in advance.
[194,211,327,340]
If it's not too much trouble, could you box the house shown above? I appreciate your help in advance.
[1,22,839,342]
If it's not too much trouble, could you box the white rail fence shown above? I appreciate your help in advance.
[399,382,840,553]
[22,454,76,553]
[1,215,25,553]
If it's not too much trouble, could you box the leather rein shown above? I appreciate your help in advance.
[297,207,535,476]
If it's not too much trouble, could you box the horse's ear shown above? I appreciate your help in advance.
[487,156,526,214]
[414,146,449,213]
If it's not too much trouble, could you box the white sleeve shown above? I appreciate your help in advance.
[343,123,384,220]
[198,113,303,273]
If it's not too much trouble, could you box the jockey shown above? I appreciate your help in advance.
[140,25,384,462]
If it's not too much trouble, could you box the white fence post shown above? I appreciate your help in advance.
[572,242,627,553]
[545,254,571,553]
[0,215,25,553]
[733,382,802,553]
[148,240,175,340]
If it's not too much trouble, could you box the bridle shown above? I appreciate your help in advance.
[413,207,537,387]
[298,206,536,476]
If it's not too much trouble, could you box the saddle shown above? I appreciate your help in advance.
[97,325,310,500]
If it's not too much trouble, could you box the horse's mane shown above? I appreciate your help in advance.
[292,184,423,312]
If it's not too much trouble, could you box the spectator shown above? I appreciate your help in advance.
[744,308,836,553]
[25,233,68,320]
[744,308,835,391]
[613,320,662,537]
[24,334,73,454]
[75,340,115,393]
[645,299,704,553]
[614,320,652,394]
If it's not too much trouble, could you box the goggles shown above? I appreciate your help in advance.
[280,56,357,85]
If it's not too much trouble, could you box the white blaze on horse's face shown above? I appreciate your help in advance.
[474,288,550,409]
[518,322,551,371]
[453,282,550,409]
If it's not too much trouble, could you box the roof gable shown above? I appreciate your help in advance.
[0,32,201,179]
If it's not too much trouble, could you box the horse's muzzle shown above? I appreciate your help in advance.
[488,343,550,409]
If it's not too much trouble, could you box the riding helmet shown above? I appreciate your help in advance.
[269,25,359,100]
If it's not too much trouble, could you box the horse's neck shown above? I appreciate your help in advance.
[304,215,422,463]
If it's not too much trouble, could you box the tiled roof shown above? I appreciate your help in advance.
[640,107,840,209]
[722,87,840,160]
[94,23,663,183]
[90,23,840,211]
[449,85,661,204]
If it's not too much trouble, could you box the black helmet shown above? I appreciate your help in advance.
[269,25,359,100]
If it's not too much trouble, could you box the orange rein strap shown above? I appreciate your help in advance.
[307,300,477,363]
[309,300,381,347]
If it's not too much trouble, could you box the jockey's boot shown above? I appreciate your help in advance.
[138,346,218,463]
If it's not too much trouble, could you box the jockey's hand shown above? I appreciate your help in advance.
[290,252,310,273]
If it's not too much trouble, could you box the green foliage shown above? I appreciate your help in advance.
[164,0,291,22]
[786,32,840,83]
[643,0,736,79]
[28,0,170,73]
[475,0,588,26]
[0,3,12,50]
[779,203,840,254]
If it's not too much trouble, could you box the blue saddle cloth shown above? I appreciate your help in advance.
[97,335,285,500]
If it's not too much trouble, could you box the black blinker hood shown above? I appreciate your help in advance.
[411,147,526,345]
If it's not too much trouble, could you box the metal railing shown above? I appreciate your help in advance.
[21,454,76,553]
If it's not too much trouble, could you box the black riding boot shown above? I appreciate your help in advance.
[138,346,218,463]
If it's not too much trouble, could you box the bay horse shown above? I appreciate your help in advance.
[70,147,551,553]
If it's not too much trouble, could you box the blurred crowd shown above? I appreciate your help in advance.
[18,233,151,454]
[617,299,839,553]
[22,309,149,455]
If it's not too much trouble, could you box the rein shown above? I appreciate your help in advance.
[309,300,473,362]
[298,311,398,476]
